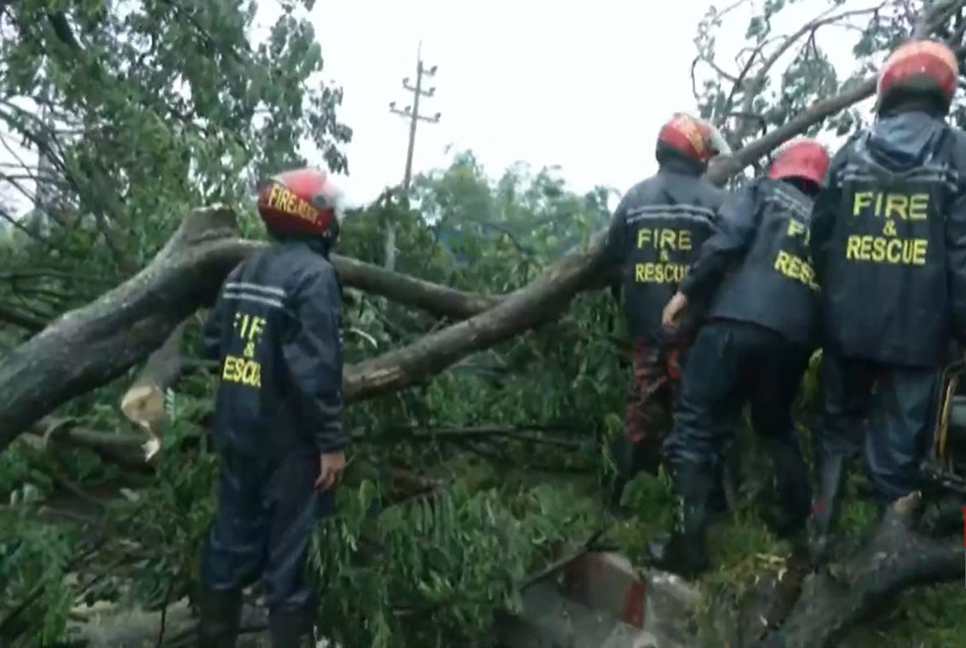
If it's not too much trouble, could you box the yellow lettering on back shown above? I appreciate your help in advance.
[853,192,873,216]
[679,230,692,251]
[852,192,931,220]
[909,193,929,220]
[635,228,694,250]
[845,236,861,260]
[633,262,688,283]
[844,234,928,266]
[884,194,908,220]
[221,354,262,388]
[659,229,675,249]
[636,229,651,248]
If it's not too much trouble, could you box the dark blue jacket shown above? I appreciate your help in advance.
[603,157,725,341]
[811,111,966,368]
[680,177,819,347]
[203,240,346,456]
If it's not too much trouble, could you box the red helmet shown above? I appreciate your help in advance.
[877,39,958,113]
[256,168,343,240]
[768,139,830,187]
[656,113,731,166]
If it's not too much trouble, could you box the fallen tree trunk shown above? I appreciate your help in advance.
[0,52,900,454]
[753,492,963,648]
[0,208,500,453]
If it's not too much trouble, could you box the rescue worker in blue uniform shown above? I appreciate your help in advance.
[656,140,831,577]
[602,113,729,510]
[807,39,966,563]
[197,168,348,647]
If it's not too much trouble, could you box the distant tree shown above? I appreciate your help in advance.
[0,0,351,273]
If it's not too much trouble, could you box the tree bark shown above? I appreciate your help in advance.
[119,321,187,458]
[343,231,607,402]
[752,493,963,648]
[0,207,500,453]
[0,61,889,455]
[25,418,149,474]
[333,253,501,318]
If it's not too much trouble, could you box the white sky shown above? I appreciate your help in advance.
[1,0,879,216]
[311,0,715,207]
[305,0,875,208]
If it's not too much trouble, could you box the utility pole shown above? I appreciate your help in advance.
[33,86,53,236]
[387,41,440,270]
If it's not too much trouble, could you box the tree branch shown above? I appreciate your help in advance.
[755,493,963,648]
[0,301,46,332]
[7,0,958,452]
[706,76,877,184]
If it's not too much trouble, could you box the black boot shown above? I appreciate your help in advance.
[609,475,628,513]
[806,454,848,566]
[196,587,241,648]
[766,440,811,540]
[607,435,644,515]
[708,461,730,516]
[269,608,316,648]
[646,461,715,578]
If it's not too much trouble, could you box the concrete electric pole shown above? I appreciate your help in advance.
[386,41,440,270]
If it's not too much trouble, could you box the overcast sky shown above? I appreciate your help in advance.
[1,1,877,217]
[303,0,873,208]
[309,0,716,207]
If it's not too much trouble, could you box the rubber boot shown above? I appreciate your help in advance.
[708,461,729,516]
[609,475,628,513]
[806,453,848,566]
[646,461,715,578]
[607,434,643,515]
[196,587,242,648]
[766,440,811,540]
[269,608,316,648]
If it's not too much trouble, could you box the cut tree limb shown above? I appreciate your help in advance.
[120,321,187,459]
[0,206,244,454]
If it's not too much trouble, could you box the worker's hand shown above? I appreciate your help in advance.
[662,291,689,333]
[315,450,346,492]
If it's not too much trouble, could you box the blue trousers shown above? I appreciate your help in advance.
[201,449,334,614]
[813,352,938,502]
[663,320,812,524]
[664,320,812,468]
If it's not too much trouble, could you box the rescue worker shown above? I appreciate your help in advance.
[602,113,729,510]
[197,168,348,647]
[807,39,966,563]
[657,139,831,577]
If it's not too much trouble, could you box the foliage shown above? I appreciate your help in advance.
[0,0,351,304]
[311,479,600,648]
[692,0,966,182]
[0,512,78,647]
[4,1,966,646]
